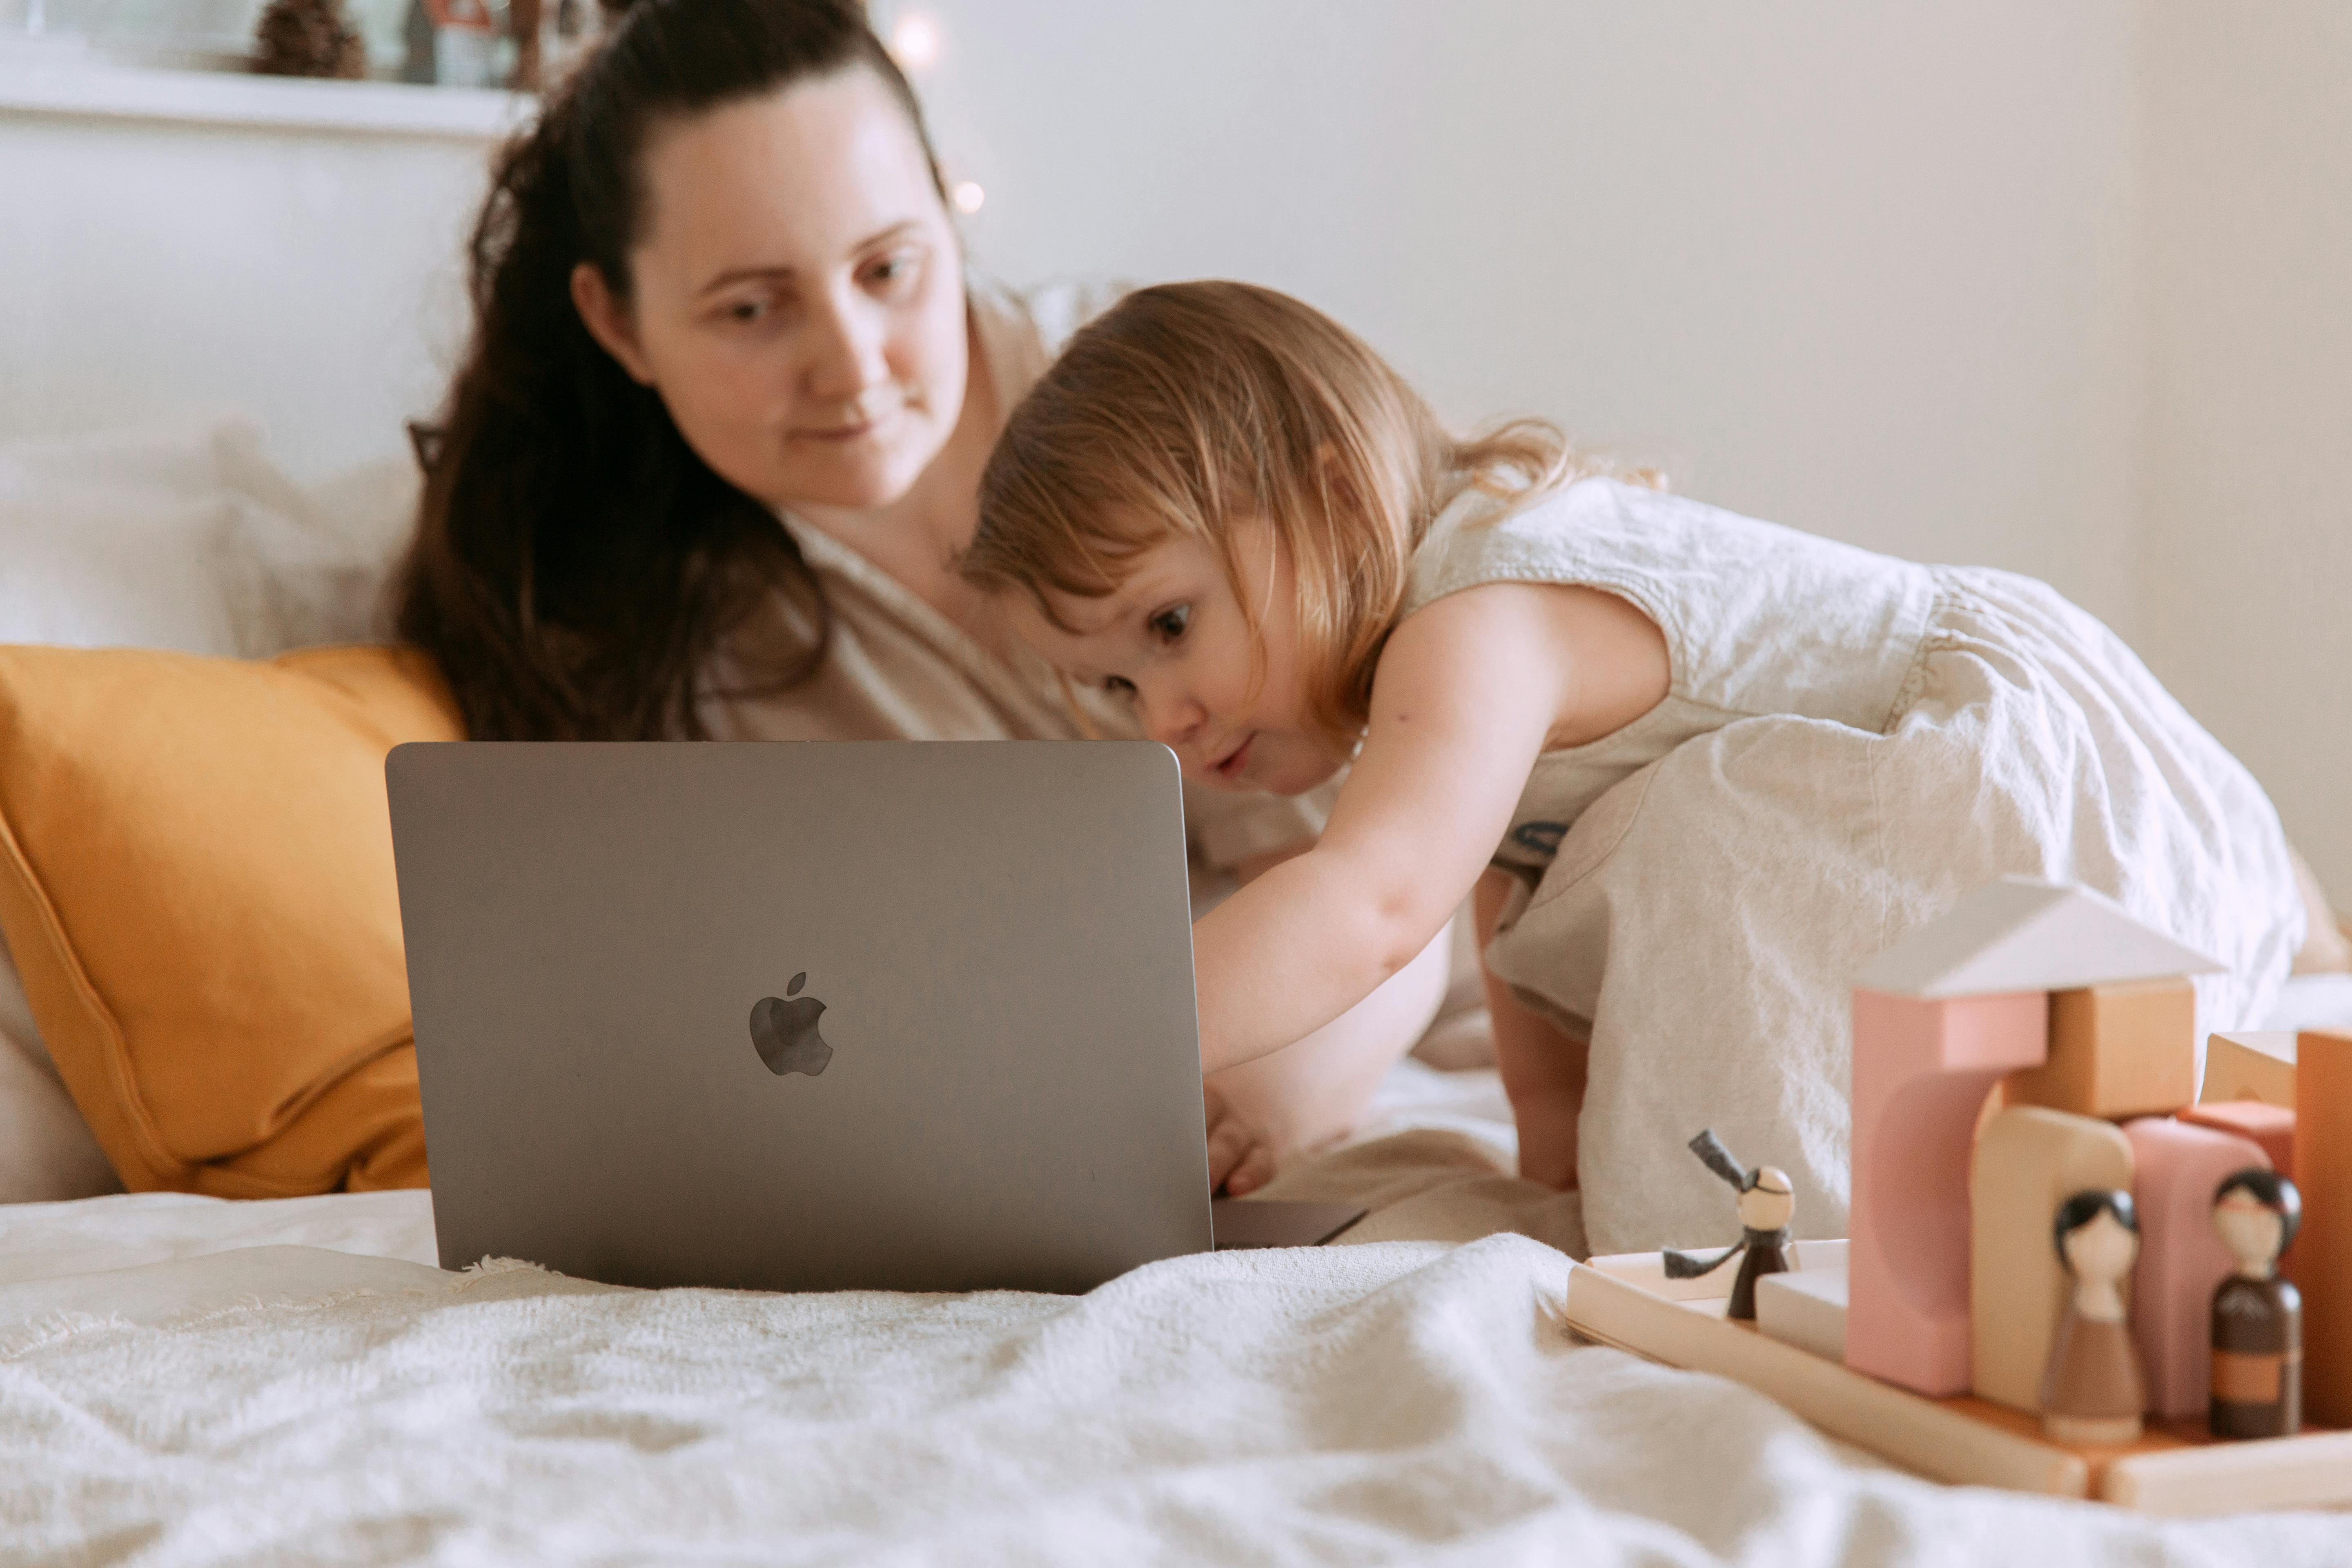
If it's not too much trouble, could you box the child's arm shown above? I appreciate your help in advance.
[1190,580,1665,1073]
[1205,904,1452,1185]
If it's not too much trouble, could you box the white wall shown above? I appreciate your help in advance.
[2141,3,2352,895]
[7,11,2344,895]
[912,0,2150,636]
[0,93,492,481]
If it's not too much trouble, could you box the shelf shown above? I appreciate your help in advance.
[0,58,529,140]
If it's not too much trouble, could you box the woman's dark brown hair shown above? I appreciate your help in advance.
[395,0,940,739]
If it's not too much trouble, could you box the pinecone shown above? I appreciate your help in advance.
[252,0,369,78]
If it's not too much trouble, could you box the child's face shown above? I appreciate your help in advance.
[1005,519,1347,797]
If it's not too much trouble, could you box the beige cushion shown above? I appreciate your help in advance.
[2291,845,2352,976]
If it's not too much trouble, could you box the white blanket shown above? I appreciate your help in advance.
[3,1073,2349,1564]
[3,1232,2345,1564]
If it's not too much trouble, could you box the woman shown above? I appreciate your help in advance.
[392,0,1449,1192]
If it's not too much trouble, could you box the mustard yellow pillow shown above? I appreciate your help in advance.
[0,643,461,1197]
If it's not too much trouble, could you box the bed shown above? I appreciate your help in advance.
[9,1064,2352,1563]
[6,418,2352,1563]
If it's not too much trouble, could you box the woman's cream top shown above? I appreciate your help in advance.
[697,279,1326,872]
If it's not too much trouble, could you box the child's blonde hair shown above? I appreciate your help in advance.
[963,281,1652,749]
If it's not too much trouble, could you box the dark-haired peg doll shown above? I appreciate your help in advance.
[2041,1189,2148,1445]
[1662,1129,1795,1321]
[2211,1167,2303,1440]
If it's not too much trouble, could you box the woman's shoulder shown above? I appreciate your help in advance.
[971,276,1135,406]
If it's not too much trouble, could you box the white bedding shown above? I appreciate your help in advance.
[3,1066,2348,1564]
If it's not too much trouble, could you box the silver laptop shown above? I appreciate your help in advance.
[386,740,1361,1294]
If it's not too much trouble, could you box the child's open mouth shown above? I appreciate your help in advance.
[1210,735,1254,782]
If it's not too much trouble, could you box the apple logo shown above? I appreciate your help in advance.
[749,972,833,1077]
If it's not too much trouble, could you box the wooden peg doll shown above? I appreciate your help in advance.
[2041,1189,2148,1444]
[1662,1129,1796,1321]
[2211,1167,2303,1439]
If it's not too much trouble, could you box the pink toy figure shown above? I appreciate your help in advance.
[2042,1188,2148,1446]
[2123,1117,2271,1420]
[2212,1167,2302,1440]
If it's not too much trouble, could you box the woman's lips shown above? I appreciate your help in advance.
[794,404,904,444]
[1210,735,1254,782]
[796,419,878,443]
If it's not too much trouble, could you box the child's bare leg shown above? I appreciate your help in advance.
[1474,868,1589,1190]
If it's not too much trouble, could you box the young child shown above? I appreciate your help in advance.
[959,281,2301,1254]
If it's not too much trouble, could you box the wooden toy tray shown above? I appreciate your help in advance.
[1562,1256,2352,1515]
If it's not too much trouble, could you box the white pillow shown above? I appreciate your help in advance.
[0,414,420,1203]
[0,415,416,656]
[0,962,119,1203]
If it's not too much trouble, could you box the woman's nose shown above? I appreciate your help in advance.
[804,289,890,404]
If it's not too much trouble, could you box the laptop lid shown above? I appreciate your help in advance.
[387,740,1214,1294]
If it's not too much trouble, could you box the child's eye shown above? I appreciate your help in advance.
[1148,605,1191,644]
[1102,675,1138,699]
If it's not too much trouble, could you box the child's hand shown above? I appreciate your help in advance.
[1203,1082,1276,1197]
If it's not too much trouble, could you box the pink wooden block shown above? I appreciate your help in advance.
[2177,1100,2294,1182]
[2124,1116,2271,1420]
[1847,988,2049,1395]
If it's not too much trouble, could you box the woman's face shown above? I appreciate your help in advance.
[572,67,969,513]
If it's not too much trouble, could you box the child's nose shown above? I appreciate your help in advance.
[1136,684,1202,750]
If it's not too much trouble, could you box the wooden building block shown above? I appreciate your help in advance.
[2178,1101,2295,1180]
[1566,1257,2352,1515]
[2201,1031,2296,1107]
[1847,989,2048,1395]
[1588,1239,1846,1303]
[2006,978,2197,1120]
[2122,1116,2270,1419]
[2298,1029,2352,1426]
[1757,1266,1849,1362]
[1971,1107,2136,1411]
[1568,1263,2098,1497]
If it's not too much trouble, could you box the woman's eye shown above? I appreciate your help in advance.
[1102,675,1138,699]
[1148,605,1191,643]
[722,298,770,325]
[866,251,923,292]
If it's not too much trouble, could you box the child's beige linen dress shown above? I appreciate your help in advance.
[1406,477,2302,1256]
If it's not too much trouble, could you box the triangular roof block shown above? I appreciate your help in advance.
[1856,876,2225,999]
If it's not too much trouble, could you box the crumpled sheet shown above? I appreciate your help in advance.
[2,1127,2346,1565]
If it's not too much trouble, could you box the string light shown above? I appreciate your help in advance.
[889,11,942,73]
[951,181,986,215]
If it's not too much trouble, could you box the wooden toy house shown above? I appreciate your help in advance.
[1562,875,2352,1513]
[1844,877,2221,1396]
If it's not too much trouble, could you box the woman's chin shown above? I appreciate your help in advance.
[765,439,940,514]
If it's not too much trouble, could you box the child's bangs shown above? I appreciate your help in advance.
[1012,485,1215,636]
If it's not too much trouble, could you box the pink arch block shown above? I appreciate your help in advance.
[1847,988,2048,1394]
